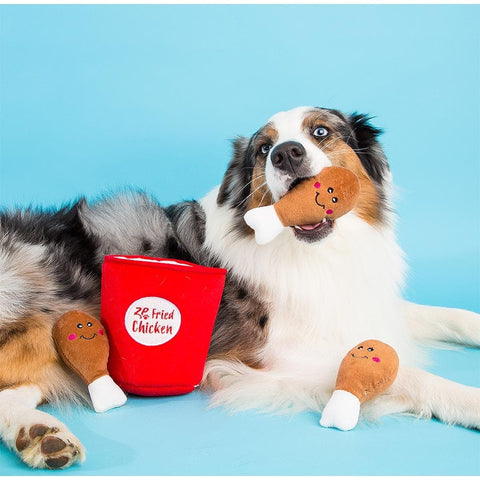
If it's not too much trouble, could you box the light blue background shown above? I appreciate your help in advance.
[0,5,479,476]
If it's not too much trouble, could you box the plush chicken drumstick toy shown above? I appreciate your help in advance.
[244,166,360,245]
[53,310,127,413]
[320,339,399,431]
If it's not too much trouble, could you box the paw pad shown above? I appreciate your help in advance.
[40,436,67,455]
[29,424,50,439]
[45,455,70,469]
[15,427,30,452]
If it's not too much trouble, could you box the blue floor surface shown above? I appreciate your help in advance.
[1,347,479,476]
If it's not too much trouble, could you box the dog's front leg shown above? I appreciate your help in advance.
[0,385,85,469]
[364,366,480,430]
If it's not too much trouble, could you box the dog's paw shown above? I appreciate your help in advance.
[15,422,85,469]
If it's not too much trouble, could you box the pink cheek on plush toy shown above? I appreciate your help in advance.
[314,182,321,189]
[68,334,77,341]
[98,329,104,335]
[372,357,380,362]
[326,209,333,215]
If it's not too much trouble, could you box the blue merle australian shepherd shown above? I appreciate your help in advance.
[0,106,479,469]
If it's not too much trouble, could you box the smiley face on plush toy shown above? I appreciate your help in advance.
[67,317,105,342]
[350,342,381,363]
[314,182,339,216]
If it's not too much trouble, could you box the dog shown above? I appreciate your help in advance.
[0,106,479,469]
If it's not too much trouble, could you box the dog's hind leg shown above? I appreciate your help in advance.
[0,385,85,469]
[403,301,480,347]
[363,366,480,430]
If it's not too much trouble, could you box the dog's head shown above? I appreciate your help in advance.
[218,106,391,243]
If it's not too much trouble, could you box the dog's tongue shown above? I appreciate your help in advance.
[298,222,322,231]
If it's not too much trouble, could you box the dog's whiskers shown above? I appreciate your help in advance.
[237,179,268,207]
[242,173,267,192]
[238,173,266,194]
[257,185,270,208]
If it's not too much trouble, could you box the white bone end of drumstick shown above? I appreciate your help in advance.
[88,375,127,413]
[319,389,361,431]
[244,205,284,245]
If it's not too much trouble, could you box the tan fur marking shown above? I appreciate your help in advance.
[321,137,382,224]
[260,125,279,144]
[246,124,278,211]
[0,312,94,403]
[301,112,337,134]
[246,160,273,210]
[0,316,60,391]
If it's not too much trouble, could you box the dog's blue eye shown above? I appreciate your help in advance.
[260,144,272,155]
[313,127,328,137]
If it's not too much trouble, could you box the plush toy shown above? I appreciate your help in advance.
[244,166,360,245]
[53,310,127,413]
[320,339,399,431]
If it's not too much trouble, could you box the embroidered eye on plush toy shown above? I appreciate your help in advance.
[244,166,360,245]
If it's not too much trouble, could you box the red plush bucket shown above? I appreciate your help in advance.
[100,255,226,396]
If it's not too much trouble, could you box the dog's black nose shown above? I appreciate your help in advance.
[270,141,306,174]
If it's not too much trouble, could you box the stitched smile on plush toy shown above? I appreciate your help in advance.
[66,320,103,341]
[284,180,333,237]
[351,353,369,359]
[314,185,336,216]
[350,345,381,362]
[314,192,325,209]
[80,333,97,341]
[292,178,335,237]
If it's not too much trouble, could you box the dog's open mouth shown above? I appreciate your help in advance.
[292,218,334,243]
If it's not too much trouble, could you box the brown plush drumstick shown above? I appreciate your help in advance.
[244,166,360,244]
[53,310,127,413]
[320,340,399,431]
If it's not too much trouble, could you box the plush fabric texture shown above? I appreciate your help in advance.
[335,339,399,403]
[53,310,110,385]
[274,166,360,227]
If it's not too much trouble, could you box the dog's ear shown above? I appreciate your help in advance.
[217,136,255,208]
[346,113,389,185]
